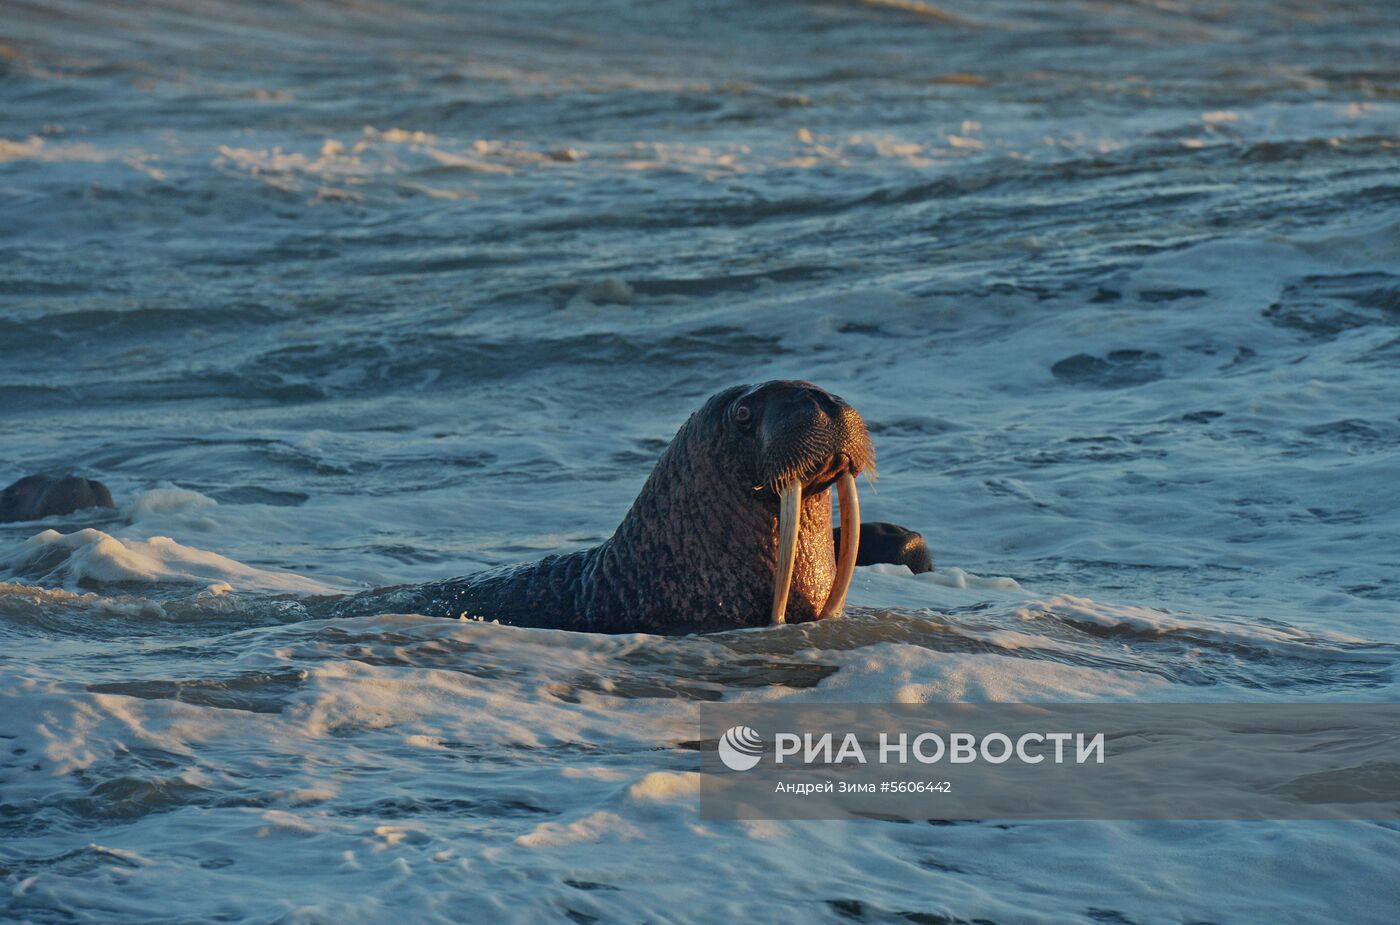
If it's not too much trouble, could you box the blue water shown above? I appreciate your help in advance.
[3,1,1399,922]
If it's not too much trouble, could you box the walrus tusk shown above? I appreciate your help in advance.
[820,471,860,619]
[770,481,802,625]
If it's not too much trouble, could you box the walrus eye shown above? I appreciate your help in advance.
[732,404,753,429]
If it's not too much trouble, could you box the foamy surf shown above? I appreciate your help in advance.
[3,592,1397,923]
[0,528,336,594]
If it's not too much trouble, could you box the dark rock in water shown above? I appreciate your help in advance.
[834,521,934,574]
[0,474,116,523]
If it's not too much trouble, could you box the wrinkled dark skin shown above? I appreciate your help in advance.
[332,381,890,634]
[0,475,115,523]
[834,522,934,575]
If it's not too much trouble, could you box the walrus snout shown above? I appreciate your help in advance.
[751,381,875,494]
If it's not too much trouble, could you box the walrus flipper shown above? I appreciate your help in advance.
[833,521,933,574]
[0,474,117,523]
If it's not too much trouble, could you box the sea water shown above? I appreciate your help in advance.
[3,1,1399,921]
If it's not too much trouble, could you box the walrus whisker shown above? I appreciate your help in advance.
[820,471,860,619]
[770,481,802,625]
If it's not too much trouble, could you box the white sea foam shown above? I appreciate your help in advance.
[125,487,219,519]
[0,135,105,163]
[3,603,1396,923]
[0,528,334,593]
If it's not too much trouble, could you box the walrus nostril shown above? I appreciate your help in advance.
[773,388,826,422]
[804,387,845,417]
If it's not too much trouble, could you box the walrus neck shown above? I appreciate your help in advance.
[581,418,837,633]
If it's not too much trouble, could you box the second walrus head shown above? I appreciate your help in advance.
[601,379,875,630]
[0,474,116,524]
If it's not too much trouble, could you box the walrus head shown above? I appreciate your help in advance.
[605,380,874,631]
[728,380,875,624]
[0,474,116,523]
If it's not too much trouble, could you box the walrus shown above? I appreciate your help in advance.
[0,474,116,523]
[331,380,904,634]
